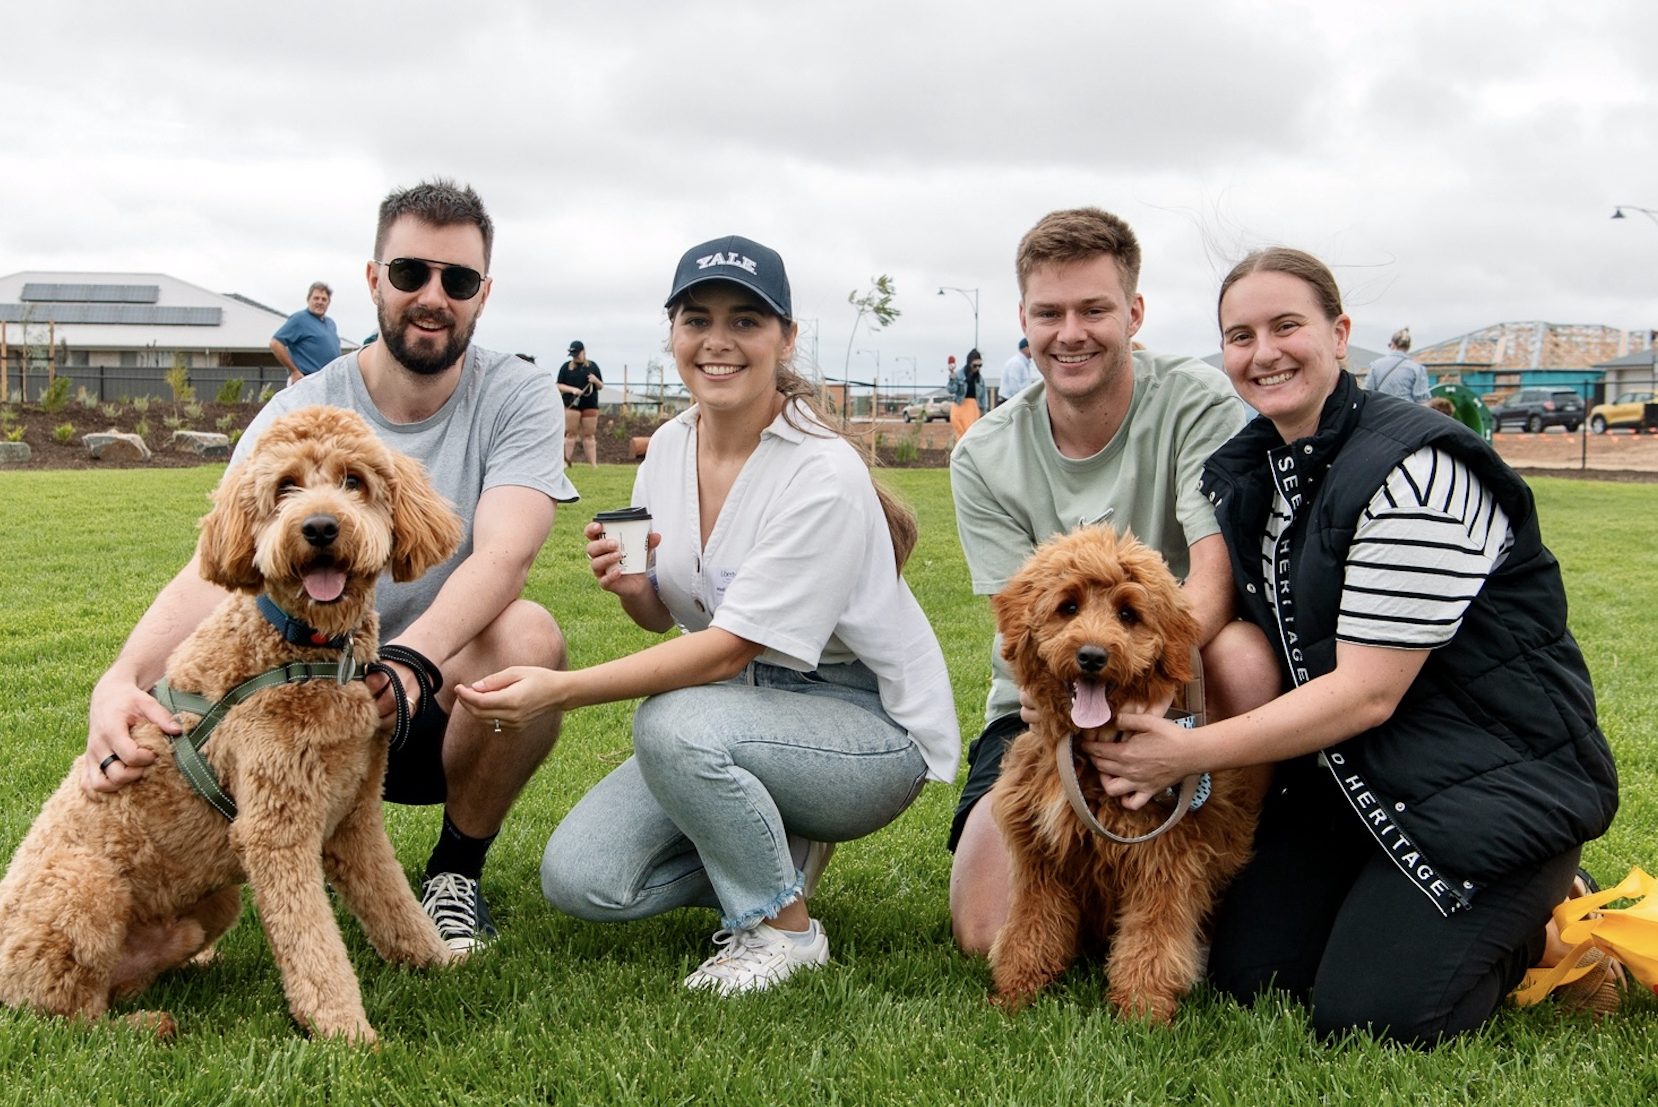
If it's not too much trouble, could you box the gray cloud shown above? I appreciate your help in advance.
[4,0,1656,375]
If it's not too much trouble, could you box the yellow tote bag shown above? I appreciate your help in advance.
[1512,866,1658,1006]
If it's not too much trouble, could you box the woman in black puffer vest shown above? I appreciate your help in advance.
[1088,247,1617,1047]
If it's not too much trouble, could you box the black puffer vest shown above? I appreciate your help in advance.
[1201,373,1617,914]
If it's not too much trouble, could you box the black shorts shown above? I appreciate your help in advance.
[946,712,1026,852]
[572,394,599,413]
[380,691,449,805]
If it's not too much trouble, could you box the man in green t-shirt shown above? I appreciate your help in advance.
[946,206,1280,954]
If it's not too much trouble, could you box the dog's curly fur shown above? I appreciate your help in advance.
[0,405,463,1042]
[987,527,1261,1023]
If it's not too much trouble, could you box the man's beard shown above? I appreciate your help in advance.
[378,300,477,376]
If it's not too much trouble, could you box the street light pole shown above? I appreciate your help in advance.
[894,355,917,402]
[1612,205,1658,230]
[1610,206,1658,418]
[938,286,980,351]
[858,348,881,418]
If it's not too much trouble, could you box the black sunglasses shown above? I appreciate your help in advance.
[379,257,485,300]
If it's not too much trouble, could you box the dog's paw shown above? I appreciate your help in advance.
[988,989,1033,1014]
[307,1015,378,1046]
[1108,989,1178,1026]
[123,1010,178,1040]
[404,944,465,970]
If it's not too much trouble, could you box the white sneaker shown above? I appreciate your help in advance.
[683,920,830,996]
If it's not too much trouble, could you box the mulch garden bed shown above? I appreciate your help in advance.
[1,403,954,471]
[1,400,255,469]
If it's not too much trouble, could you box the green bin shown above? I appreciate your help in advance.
[1431,383,1494,443]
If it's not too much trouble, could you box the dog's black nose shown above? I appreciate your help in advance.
[302,514,339,548]
[1076,644,1107,674]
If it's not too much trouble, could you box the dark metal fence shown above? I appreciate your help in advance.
[2,361,288,404]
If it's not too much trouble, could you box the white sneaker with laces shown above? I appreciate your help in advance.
[683,920,830,995]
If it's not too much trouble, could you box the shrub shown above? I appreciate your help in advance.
[163,414,184,430]
[184,402,203,421]
[135,418,151,439]
[100,402,119,418]
[40,376,72,414]
[52,422,75,444]
[215,378,245,405]
[258,385,276,404]
[129,395,150,414]
[4,426,23,443]
[895,430,921,464]
[75,386,98,409]
[228,428,243,448]
[166,356,195,405]
[216,414,236,431]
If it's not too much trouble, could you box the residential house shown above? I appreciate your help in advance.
[1410,322,1653,404]
[0,271,352,402]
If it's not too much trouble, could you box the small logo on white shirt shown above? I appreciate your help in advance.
[696,252,758,275]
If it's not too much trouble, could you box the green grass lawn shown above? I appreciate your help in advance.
[0,464,1655,1105]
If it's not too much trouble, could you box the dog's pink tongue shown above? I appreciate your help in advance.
[1070,681,1114,730]
[302,568,347,603]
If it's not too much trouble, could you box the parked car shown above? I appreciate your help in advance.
[1588,390,1657,434]
[1487,388,1584,433]
[903,391,953,422]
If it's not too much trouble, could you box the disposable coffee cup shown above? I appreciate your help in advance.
[593,507,653,574]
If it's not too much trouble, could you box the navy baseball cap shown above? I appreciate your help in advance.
[665,235,792,320]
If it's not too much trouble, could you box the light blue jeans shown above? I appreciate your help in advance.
[542,660,928,930]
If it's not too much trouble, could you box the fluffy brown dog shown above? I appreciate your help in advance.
[0,405,463,1041]
[987,526,1260,1022]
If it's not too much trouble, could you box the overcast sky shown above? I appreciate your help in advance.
[7,1,1655,390]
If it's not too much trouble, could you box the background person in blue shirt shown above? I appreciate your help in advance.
[270,281,343,386]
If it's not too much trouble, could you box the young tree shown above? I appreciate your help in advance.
[842,276,900,416]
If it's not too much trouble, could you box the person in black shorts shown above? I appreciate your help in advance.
[557,340,603,466]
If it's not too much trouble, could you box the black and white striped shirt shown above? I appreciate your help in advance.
[1261,446,1513,650]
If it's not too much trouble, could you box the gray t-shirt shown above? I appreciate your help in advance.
[230,346,579,639]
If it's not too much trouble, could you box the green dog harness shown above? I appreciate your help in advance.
[153,596,442,821]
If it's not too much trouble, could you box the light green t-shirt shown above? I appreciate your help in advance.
[949,348,1246,723]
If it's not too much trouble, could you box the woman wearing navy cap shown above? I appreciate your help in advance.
[457,235,959,996]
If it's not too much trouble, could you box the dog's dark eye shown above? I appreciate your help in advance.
[1057,599,1079,617]
[277,478,299,497]
[1118,605,1140,626]
[342,472,362,492]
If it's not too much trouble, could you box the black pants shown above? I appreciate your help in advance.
[1207,758,1579,1047]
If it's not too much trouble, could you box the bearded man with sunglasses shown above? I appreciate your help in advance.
[82,179,579,954]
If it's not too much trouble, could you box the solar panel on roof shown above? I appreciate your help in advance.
[19,283,160,304]
[0,304,221,325]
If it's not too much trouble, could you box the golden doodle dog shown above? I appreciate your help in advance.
[0,405,462,1041]
[987,526,1261,1023]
